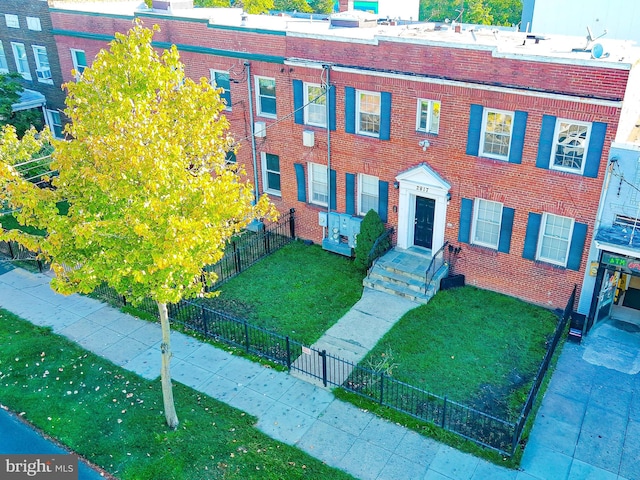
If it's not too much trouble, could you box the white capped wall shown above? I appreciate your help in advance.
[529,0,640,45]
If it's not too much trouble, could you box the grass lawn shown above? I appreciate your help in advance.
[360,286,559,420]
[202,241,364,346]
[0,309,355,480]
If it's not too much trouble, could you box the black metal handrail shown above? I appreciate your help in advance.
[366,227,394,272]
[424,240,449,294]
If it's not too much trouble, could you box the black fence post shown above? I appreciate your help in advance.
[244,320,250,353]
[379,372,384,405]
[511,415,524,455]
[320,349,327,387]
[37,260,43,272]
[441,396,447,428]
[233,241,241,273]
[201,306,208,337]
[286,336,291,370]
[122,295,127,307]
[289,208,295,239]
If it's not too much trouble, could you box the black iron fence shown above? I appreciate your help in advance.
[204,208,296,290]
[0,234,46,272]
[91,280,575,457]
[366,227,394,273]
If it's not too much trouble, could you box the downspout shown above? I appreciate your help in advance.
[244,61,260,203]
[324,64,331,216]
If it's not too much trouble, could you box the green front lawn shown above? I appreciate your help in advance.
[360,286,558,420]
[0,309,354,480]
[202,241,365,345]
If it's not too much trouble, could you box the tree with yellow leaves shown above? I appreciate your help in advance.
[0,22,275,429]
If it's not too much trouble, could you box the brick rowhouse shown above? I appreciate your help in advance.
[48,3,639,311]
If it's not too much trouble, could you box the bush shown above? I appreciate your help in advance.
[354,209,388,272]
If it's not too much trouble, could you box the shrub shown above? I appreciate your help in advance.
[354,209,388,272]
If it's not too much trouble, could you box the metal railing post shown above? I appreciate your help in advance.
[289,208,296,238]
[286,336,291,370]
[441,396,447,428]
[379,372,384,405]
[244,320,250,353]
[320,349,327,387]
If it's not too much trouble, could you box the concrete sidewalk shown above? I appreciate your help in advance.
[0,265,638,479]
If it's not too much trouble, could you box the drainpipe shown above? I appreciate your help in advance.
[244,61,260,204]
[323,64,331,217]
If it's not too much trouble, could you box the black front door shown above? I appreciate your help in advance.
[414,196,435,249]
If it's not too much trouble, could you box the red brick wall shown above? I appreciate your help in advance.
[50,9,626,309]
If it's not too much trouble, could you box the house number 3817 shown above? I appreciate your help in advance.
[416,186,429,192]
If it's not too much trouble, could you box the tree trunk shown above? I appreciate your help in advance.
[157,301,179,429]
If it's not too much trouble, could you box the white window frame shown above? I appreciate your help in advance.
[358,174,379,216]
[416,98,440,134]
[11,42,31,80]
[356,90,381,137]
[46,109,63,139]
[308,163,328,206]
[210,69,231,111]
[255,76,276,118]
[5,14,19,29]
[479,108,513,161]
[471,198,503,249]
[536,213,574,267]
[32,45,53,85]
[71,49,88,77]
[304,82,326,127]
[26,17,42,31]
[550,119,591,175]
[0,42,8,74]
[261,152,281,196]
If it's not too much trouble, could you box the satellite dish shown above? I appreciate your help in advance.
[591,42,608,59]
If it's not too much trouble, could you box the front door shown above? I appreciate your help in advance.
[414,196,435,249]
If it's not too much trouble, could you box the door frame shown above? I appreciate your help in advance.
[413,196,436,249]
[395,164,450,252]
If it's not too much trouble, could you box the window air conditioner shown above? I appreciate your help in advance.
[254,121,266,138]
[36,67,52,80]
[303,130,315,147]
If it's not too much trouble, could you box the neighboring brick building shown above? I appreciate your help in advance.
[48,1,640,312]
[0,0,67,136]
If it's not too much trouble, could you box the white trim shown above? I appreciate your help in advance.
[595,240,640,258]
[330,65,623,108]
[308,162,328,207]
[210,69,231,111]
[261,152,281,196]
[536,213,574,267]
[70,48,87,77]
[5,14,19,29]
[479,108,513,161]
[395,164,450,251]
[26,17,42,31]
[471,198,503,249]
[255,75,276,119]
[11,42,31,81]
[416,98,440,134]
[0,41,8,74]
[32,45,53,85]
[549,118,592,175]
[358,173,379,216]
[303,82,326,128]
[356,89,381,138]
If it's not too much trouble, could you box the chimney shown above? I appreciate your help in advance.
[152,0,194,10]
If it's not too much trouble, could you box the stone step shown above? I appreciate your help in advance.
[368,263,427,294]
[363,277,434,304]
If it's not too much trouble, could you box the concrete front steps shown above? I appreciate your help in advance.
[363,247,449,304]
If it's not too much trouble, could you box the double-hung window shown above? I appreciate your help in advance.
[0,42,8,73]
[46,110,63,138]
[32,46,52,84]
[309,163,328,206]
[71,49,87,76]
[551,119,591,174]
[471,199,503,249]
[358,174,379,216]
[11,43,31,80]
[480,109,513,161]
[357,90,381,137]
[304,83,326,127]
[537,213,574,266]
[416,99,440,134]
[255,76,276,118]
[261,153,281,195]
[211,70,231,110]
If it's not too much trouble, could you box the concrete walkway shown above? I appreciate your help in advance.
[0,265,638,479]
